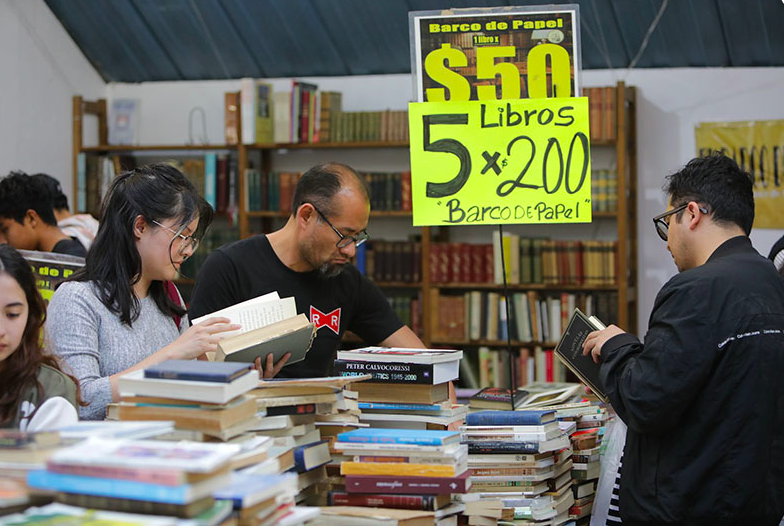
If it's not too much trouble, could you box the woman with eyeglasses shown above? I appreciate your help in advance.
[45,164,240,420]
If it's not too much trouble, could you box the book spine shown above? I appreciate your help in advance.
[27,470,191,504]
[465,412,547,426]
[338,434,445,446]
[204,153,217,208]
[333,360,436,385]
[340,461,458,477]
[345,474,469,494]
[266,403,317,416]
[327,491,435,510]
[46,462,184,486]
[465,441,543,454]
[143,371,232,383]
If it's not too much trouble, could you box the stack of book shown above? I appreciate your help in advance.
[27,437,237,521]
[460,410,574,525]
[327,428,469,524]
[113,360,262,442]
[334,347,464,431]
[214,471,300,525]
[244,376,367,503]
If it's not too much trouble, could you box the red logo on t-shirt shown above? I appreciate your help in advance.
[310,306,341,335]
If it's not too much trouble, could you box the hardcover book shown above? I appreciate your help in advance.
[553,309,608,402]
[333,358,459,385]
[465,410,556,427]
[215,313,315,365]
[144,360,252,383]
[337,347,462,364]
[337,428,459,447]
[469,387,530,410]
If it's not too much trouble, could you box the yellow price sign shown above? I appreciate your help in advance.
[409,97,591,226]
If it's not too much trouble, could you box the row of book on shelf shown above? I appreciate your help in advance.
[231,80,409,145]
[243,169,413,213]
[76,153,239,217]
[590,169,619,213]
[432,291,618,345]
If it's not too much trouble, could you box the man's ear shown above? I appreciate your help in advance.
[24,210,40,228]
[686,201,704,231]
[132,215,147,239]
[296,203,316,229]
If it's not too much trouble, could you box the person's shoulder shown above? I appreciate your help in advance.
[51,280,96,299]
[36,364,77,404]
[212,234,269,260]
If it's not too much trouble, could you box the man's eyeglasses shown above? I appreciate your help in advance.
[152,220,200,255]
[652,203,708,241]
[310,204,369,248]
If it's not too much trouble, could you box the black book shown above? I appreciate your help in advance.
[469,387,529,410]
[554,308,608,402]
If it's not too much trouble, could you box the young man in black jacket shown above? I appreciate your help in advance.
[583,154,784,524]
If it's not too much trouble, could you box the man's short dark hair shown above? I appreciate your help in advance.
[0,171,59,226]
[31,173,69,211]
[291,163,370,217]
[664,153,755,235]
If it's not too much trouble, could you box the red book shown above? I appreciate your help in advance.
[449,243,461,284]
[545,350,554,382]
[439,243,451,283]
[459,243,472,283]
[401,171,412,211]
[327,491,448,511]
[429,243,441,283]
[484,244,494,284]
[345,472,471,494]
[471,244,484,283]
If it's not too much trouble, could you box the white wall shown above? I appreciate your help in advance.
[109,67,784,335]
[0,0,105,198]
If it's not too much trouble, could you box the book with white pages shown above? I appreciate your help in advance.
[337,346,462,364]
[191,292,297,340]
[47,437,239,473]
[118,369,259,404]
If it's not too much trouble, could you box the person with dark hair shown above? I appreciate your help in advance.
[30,173,99,250]
[44,164,240,420]
[0,244,83,431]
[189,162,425,379]
[582,154,784,523]
[0,172,86,257]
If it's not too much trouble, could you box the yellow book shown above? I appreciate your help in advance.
[340,461,464,477]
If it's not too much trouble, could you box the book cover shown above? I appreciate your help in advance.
[340,461,464,478]
[144,360,251,383]
[292,440,331,473]
[337,347,462,365]
[333,359,459,385]
[215,314,315,365]
[336,428,459,447]
[469,387,529,410]
[465,410,555,426]
[117,368,259,405]
[344,472,471,494]
[553,309,607,402]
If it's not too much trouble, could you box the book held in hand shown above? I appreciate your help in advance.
[553,308,608,402]
[469,387,529,410]
[215,313,315,365]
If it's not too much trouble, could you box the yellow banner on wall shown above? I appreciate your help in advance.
[409,97,591,226]
[695,120,784,229]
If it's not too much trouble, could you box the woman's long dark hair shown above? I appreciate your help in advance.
[72,163,213,326]
[0,245,84,424]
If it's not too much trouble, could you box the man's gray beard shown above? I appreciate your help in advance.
[317,261,346,279]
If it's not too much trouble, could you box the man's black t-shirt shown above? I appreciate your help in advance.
[189,235,403,378]
[52,237,87,258]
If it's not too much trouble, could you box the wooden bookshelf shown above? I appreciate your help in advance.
[73,81,638,375]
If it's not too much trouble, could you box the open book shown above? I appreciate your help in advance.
[553,309,608,403]
[193,293,315,365]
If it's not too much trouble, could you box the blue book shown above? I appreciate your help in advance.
[292,440,331,473]
[358,402,448,412]
[466,410,556,426]
[144,360,252,383]
[204,153,217,208]
[27,470,206,504]
[214,473,297,509]
[355,244,366,275]
[336,428,459,446]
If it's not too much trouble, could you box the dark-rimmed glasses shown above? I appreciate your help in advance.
[652,203,708,241]
[152,220,200,255]
[310,204,369,248]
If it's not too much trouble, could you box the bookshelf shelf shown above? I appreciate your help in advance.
[249,140,409,150]
[375,282,423,288]
[433,283,618,291]
[431,339,559,348]
[81,144,238,153]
